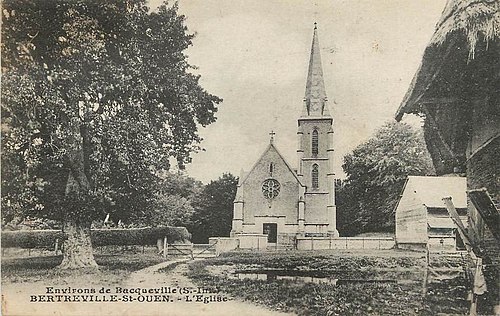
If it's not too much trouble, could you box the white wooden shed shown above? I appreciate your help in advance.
[395,176,467,251]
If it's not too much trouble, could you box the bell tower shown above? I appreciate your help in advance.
[297,23,338,236]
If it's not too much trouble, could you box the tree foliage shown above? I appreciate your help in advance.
[1,0,221,267]
[129,171,203,228]
[189,173,238,243]
[1,0,221,222]
[337,122,434,236]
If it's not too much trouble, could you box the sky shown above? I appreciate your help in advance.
[150,0,447,183]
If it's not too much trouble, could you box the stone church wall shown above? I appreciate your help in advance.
[299,120,331,158]
[304,193,329,223]
[299,120,331,192]
[241,147,300,226]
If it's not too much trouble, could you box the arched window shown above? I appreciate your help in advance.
[312,164,319,189]
[312,129,319,156]
[269,163,274,175]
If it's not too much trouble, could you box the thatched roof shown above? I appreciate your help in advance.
[395,0,499,121]
[430,0,500,58]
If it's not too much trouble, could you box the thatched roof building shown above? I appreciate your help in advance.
[396,0,499,175]
[395,0,499,313]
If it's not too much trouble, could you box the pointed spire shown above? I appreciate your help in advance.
[304,23,330,117]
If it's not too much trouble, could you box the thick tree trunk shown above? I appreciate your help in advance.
[59,218,98,269]
[58,116,98,269]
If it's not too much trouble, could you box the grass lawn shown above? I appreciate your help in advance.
[187,250,469,316]
[1,252,165,286]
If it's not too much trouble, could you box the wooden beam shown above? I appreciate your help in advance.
[422,104,461,167]
[442,196,476,258]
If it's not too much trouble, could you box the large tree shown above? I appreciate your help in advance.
[337,122,434,236]
[1,0,221,268]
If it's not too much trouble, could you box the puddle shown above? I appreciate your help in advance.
[233,270,397,285]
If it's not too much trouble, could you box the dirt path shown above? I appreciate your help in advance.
[2,259,295,316]
[123,259,296,316]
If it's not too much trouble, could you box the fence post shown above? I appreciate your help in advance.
[345,237,348,249]
[163,236,168,259]
[311,236,314,251]
[422,244,430,295]
[157,238,163,253]
[54,238,59,255]
[329,236,332,250]
[362,238,365,249]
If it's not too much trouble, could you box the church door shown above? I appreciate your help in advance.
[263,223,278,243]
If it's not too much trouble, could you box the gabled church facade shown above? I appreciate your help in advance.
[231,25,339,244]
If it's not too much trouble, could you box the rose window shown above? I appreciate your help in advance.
[262,179,281,199]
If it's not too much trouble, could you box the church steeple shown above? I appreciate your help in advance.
[303,23,330,117]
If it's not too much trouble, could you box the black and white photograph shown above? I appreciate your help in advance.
[1,0,499,315]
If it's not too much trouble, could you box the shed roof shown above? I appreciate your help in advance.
[407,176,467,208]
[427,217,455,228]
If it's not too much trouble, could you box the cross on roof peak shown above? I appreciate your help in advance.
[269,130,276,143]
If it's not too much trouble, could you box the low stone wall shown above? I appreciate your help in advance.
[397,242,426,251]
[237,234,268,250]
[208,237,240,255]
[296,237,395,250]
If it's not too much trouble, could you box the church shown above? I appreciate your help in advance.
[230,25,339,245]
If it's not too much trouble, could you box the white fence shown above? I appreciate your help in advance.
[296,237,395,250]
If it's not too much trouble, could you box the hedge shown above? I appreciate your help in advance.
[1,230,66,249]
[91,227,191,246]
[1,226,191,249]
